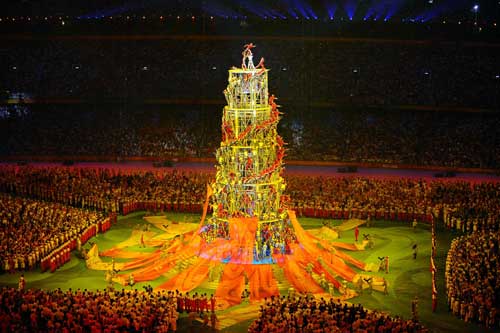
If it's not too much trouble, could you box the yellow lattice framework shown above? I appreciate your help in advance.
[204,44,290,261]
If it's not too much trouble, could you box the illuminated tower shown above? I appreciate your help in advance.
[205,43,288,263]
[103,45,372,305]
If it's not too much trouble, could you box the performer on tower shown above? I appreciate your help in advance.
[242,43,256,69]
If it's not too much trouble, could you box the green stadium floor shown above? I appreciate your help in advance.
[1,212,498,333]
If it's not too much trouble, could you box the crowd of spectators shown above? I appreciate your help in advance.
[0,168,498,330]
[1,38,499,169]
[248,294,427,332]
[2,105,499,169]
[445,231,499,328]
[0,165,212,215]
[1,39,499,109]
[1,165,499,237]
[0,287,179,333]
[287,176,500,233]
[435,181,500,233]
[0,193,105,273]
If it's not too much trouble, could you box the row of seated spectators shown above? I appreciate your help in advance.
[2,105,500,168]
[445,231,499,328]
[0,193,107,273]
[1,38,499,108]
[0,166,210,215]
[0,287,179,333]
[0,166,498,237]
[287,176,500,233]
[248,294,427,332]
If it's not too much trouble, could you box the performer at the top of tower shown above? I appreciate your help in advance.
[242,43,256,70]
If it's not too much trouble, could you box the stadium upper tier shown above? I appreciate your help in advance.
[1,38,499,109]
[1,105,499,169]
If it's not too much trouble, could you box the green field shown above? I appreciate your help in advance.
[0,212,497,333]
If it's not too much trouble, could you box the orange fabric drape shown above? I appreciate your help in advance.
[215,263,246,306]
[245,265,279,301]
[156,257,211,292]
[277,253,323,294]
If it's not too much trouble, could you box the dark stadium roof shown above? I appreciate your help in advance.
[3,0,499,22]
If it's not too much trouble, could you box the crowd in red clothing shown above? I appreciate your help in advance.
[0,287,179,333]
[248,295,427,333]
[446,231,499,328]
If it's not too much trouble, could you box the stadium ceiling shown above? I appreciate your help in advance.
[4,0,500,22]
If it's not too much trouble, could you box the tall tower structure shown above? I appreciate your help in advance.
[205,43,289,263]
[101,45,372,306]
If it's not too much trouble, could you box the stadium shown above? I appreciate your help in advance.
[0,1,499,332]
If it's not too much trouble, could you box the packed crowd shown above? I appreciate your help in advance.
[436,181,500,233]
[248,294,427,332]
[0,287,180,333]
[0,193,105,273]
[2,39,499,109]
[0,165,211,215]
[445,231,499,328]
[1,165,499,236]
[3,105,500,169]
[287,176,500,234]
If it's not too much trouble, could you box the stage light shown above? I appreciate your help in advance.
[473,5,479,12]
[12,66,17,70]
